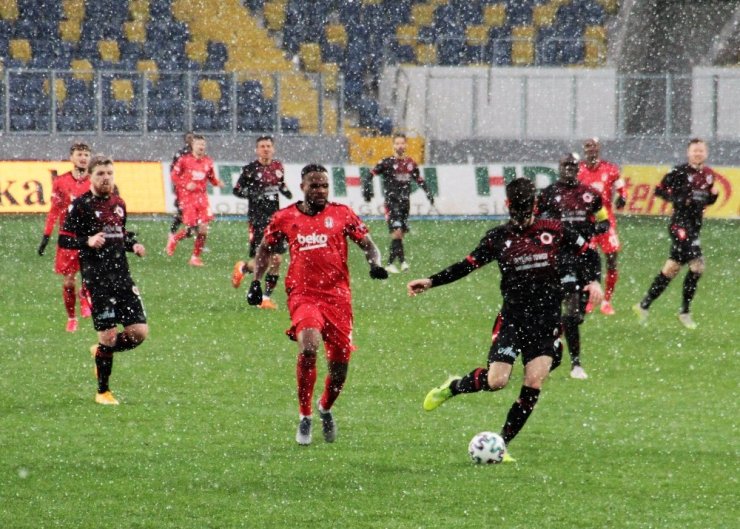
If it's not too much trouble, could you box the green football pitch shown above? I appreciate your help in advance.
[1,215,737,529]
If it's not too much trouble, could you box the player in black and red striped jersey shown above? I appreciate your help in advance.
[231,135,293,310]
[633,138,720,330]
[537,153,610,380]
[409,178,603,461]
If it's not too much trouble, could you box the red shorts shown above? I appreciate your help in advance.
[286,295,355,363]
[55,246,80,275]
[591,224,621,254]
[180,197,213,227]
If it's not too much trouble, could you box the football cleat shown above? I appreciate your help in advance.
[400,261,410,272]
[585,301,594,314]
[386,264,400,274]
[632,303,648,325]
[259,298,277,310]
[600,300,615,315]
[316,399,337,443]
[66,318,78,333]
[296,416,312,445]
[95,391,119,405]
[502,450,517,464]
[231,261,246,288]
[189,255,204,267]
[423,375,460,411]
[678,312,697,330]
[165,234,177,256]
[570,365,588,379]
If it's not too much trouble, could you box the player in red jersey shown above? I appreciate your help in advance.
[38,142,93,332]
[166,134,224,266]
[247,164,388,445]
[578,137,626,315]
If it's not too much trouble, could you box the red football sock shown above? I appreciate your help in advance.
[193,233,206,257]
[173,229,188,242]
[79,284,91,308]
[605,269,619,301]
[296,353,317,417]
[63,285,76,318]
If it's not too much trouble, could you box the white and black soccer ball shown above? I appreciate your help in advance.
[468,431,506,464]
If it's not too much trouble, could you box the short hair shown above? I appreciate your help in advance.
[191,134,206,142]
[392,133,407,141]
[301,163,328,179]
[583,137,600,146]
[506,178,536,212]
[70,142,91,155]
[688,137,705,147]
[88,154,114,174]
[559,152,580,166]
[184,130,194,141]
[256,135,274,145]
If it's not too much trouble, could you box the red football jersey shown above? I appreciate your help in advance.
[262,202,369,300]
[171,153,218,199]
[578,160,625,220]
[43,170,91,236]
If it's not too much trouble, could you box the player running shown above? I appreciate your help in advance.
[578,137,626,315]
[633,138,720,329]
[537,153,610,380]
[231,135,293,309]
[38,142,93,332]
[247,164,388,445]
[409,178,603,462]
[58,155,149,405]
[363,133,435,273]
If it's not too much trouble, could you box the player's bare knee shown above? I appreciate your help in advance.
[62,275,76,288]
[661,260,681,278]
[689,258,705,275]
[487,372,509,390]
[97,328,117,347]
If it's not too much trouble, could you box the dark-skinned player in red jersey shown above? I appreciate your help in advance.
[247,164,388,445]
[633,138,720,330]
[363,133,435,273]
[39,142,93,332]
[537,153,611,380]
[231,135,293,310]
[59,155,149,405]
[409,178,604,462]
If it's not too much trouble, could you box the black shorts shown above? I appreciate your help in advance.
[385,200,410,233]
[90,282,147,331]
[487,312,563,369]
[249,222,287,258]
[669,225,702,264]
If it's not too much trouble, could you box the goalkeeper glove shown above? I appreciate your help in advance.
[369,265,388,280]
[246,280,263,306]
[38,235,50,256]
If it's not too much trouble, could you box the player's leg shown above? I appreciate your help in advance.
[679,256,704,329]
[499,354,552,448]
[562,289,588,379]
[167,203,194,255]
[602,251,618,314]
[232,223,256,288]
[295,326,321,445]
[61,272,78,330]
[190,220,208,266]
[169,198,183,234]
[79,279,92,318]
[260,253,282,309]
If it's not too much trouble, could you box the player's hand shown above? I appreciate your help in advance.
[369,265,388,280]
[87,232,106,249]
[583,281,604,308]
[615,196,626,210]
[38,235,50,256]
[407,278,432,296]
[133,243,146,257]
[247,280,263,306]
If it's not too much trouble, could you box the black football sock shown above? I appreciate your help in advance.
[397,239,406,263]
[95,345,114,393]
[500,385,540,445]
[265,274,279,298]
[681,271,701,314]
[110,332,141,353]
[562,315,581,366]
[389,239,402,265]
[451,367,491,395]
[169,214,182,234]
[641,273,672,309]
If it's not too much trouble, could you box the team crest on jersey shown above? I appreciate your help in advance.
[505,240,511,248]
[276,169,283,178]
[539,232,553,245]
[114,206,124,217]
[706,174,713,184]
[325,217,334,229]
[582,192,593,203]
[407,163,413,171]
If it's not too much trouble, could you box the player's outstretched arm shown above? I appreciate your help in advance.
[407,278,432,296]
[356,235,388,279]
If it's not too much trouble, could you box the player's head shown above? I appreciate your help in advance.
[69,142,91,171]
[88,155,115,198]
[583,137,600,164]
[559,152,580,182]
[300,164,329,210]
[505,178,536,226]
[687,138,707,167]
[191,134,206,157]
[183,131,194,146]
[255,135,275,162]
[392,133,407,157]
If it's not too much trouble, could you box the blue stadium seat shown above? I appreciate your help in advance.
[280,116,300,133]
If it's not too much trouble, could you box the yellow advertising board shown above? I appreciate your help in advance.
[622,165,740,219]
[0,161,165,213]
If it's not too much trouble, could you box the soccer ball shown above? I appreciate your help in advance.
[468,432,506,464]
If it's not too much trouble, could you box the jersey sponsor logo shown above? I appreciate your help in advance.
[539,232,553,245]
[512,252,550,271]
[191,170,206,181]
[497,346,516,360]
[297,232,328,251]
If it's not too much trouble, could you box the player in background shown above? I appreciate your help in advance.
[410,178,603,461]
[167,131,194,238]
[578,137,626,315]
[231,135,293,310]
[363,133,435,273]
[166,134,224,266]
[633,138,720,330]
[38,142,93,332]
[58,155,148,405]
[248,164,388,445]
[537,154,610,380]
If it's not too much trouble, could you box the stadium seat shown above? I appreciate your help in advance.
[129,0,150,21]
[9,38,31,64]
[124,20,147,43]
[70,58,93,82]
[410,4,435,27]
[324,23,347,48]
[319,62,339,93]
[137,59,159,83]
[61,0,84,21]
[59,19,81,42]
[98,40,121,64]
[186,39,208,65]
[299,42,321,72]
[511,25,535,65]
[483,3,507,28]
[0,0,19,20]
[415,43,436,65]
[264,1,286,32]
[111,79,135,102]
[533,3,557,28]
[43,77,67,104]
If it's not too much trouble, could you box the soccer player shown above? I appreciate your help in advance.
[537,153,610,380]
[363,133,435,273]
[168,131,194,237]
[247,164,388,445]
[633,138,720,329]
[578,137,626,315]
[166,134,224,266]
[409,178,603,461]
[231,135,293,310]
[38,142,93,332]
[58,155,149,405]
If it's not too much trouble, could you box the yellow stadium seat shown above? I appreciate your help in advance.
[585,25,607,42]
[124,20,146,42]
[253,73,275,99]
[137,59,159,83]
[98,40,120,63]
[199,79,222,102]
[9,39,31,63]
[466,25,489,47]
[320,62,339,93]
[483,4,506,28]
[186,40,208,63]
[59,19,82,42]
[396,24,418,46]
[43,78,67,103]
[362,0,382,5]
[62,0,84,20]
[415,43,436,65]
[299,42,322,72]
[70,58,93,82]
[325,23,347,48]
[0,0,19,20]
[263,1,286,32]
[410,4,435,27]
[511,26,535,66]
[129,0,149,21]
[596,0,619,15]
[533,4,557,28]
[111,79,134,102]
